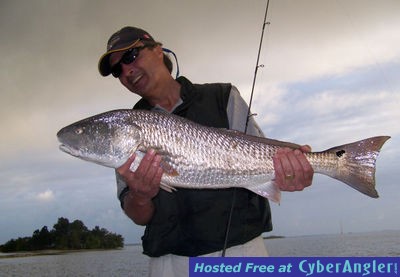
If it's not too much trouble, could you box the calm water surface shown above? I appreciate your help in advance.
[1,231,399,276]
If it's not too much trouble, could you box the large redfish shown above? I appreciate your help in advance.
[57,109,390,202]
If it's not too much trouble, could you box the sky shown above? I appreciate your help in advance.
[1,0,399,245]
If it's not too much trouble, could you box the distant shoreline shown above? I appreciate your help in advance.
[3,230,398,259]
[0,248,123,259]
[263,235,285,239]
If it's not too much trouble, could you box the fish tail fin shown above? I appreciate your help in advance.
[313,136,390,198]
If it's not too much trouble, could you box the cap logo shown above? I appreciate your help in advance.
[107,35,120,51]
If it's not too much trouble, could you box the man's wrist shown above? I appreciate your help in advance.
[127,191,153,207]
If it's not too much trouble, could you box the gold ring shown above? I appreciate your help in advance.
[285,174,295,180]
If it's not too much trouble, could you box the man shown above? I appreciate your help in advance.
[98,26,313,276]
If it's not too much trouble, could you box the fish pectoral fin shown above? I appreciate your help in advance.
[160,183,177,193]
[160,161,179,176]
[131,151,179,176]
[247,181,281,204]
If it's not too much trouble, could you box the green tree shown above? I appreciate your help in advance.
[1,217,124,252]
[68,220,88,249]
[52,217,70,249]
[31,226,52,250]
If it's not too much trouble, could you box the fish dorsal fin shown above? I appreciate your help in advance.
[219,128,302,149]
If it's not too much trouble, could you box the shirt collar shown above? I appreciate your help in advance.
[152,97,183,113]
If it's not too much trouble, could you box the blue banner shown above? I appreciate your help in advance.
[189,257,399,276]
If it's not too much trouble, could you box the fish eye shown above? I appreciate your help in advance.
[75,127,84,135]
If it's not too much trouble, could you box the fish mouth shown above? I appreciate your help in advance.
[59,144,79,157]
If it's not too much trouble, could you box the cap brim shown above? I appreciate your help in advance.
[98,39,141,76]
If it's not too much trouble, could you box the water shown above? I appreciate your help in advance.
[265,231,400,257]
[0,247,149,277]
[1,231,399,276]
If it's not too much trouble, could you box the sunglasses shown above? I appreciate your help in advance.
[111,46,146,78]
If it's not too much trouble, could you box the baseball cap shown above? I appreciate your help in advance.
[98,26,156,76]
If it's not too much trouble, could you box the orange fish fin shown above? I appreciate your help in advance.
[160,160,179,176]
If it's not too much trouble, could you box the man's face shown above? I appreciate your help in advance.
[109,42,164,96]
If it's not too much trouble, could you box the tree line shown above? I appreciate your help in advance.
[0,217,124,252]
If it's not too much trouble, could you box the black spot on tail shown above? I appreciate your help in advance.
[336,150,346,157]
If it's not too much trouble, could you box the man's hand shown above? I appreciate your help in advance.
[117,149,163,201]
[117,149,163,225]
[273,145,314,191]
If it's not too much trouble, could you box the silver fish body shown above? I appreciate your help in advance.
[57,109,390,202]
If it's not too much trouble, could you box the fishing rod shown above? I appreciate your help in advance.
[221,0,271,257]
[245,1,270,134]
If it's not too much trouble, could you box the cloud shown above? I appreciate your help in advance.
[36,189,55,201]
[252,61,400,148]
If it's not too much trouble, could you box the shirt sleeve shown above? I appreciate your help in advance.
[115,170,129,206]
[226,85,265,138]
